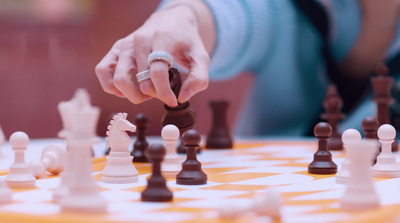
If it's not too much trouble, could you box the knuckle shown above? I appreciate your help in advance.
[132,33,146,48]
[150,67,167,79]
[139,82,154,95]
[153,29,172,39]
[193,76,209,91]
[113,76,130,89]
[95,64,107,76]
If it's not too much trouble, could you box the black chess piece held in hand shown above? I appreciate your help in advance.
[161,68,197,154]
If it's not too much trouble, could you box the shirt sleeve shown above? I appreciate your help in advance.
[158,0,275,80]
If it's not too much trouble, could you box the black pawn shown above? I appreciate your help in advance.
[176,130,207,185]
[308,122,337,174]
[206,100,233,149]
[141,143,173,202]
[131,114,149,162]
[362,116,380,164]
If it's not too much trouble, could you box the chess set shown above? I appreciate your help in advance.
[1,66,400,223]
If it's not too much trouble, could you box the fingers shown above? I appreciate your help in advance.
[178,46,210,103]
[95,41,124,97]
[133,34,157,98]
[113,47,151,104]
[149,60,178,107]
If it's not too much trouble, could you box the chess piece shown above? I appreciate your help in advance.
[0,179,11,204]
[59,96,106,213]
[102,113,138,183]
[335,129,361,184]
[58,89,100,157]
[161,68,197,154]
[0,125,5,148]
[308,122,337,174]
[29,144,68,178]
[219,187,282,221]
[372,124,400,177]
[141,143,173,202]
[362,116,380,164]
[5,131,36,189]
[131,113,149,162]
[371,63,398,151]
[390,82,400,133]
[320,85,345,150]
[104,112,118,156]
[206,100,233,149]
[176,129,207,185]
[252,188,282,221]
[340,138,380,210]
[161,124,182,178]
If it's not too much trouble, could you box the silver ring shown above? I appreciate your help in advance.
[136,70,150,83]
[147,51,173,68]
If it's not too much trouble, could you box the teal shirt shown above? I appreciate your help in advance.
[159,0,400,136]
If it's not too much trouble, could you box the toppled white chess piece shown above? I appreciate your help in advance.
[161,124,181,178]
[5,131,36,189]
[101,113,138,183]
[372,124,400,177]
[29,144,68,178]
[218,187,281,221]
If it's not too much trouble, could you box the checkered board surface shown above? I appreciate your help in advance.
[0,139,400,223]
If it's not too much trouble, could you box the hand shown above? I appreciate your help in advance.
[95,3,213,107]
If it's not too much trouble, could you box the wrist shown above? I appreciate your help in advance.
[160,0,216,54]
[162,1,200,27]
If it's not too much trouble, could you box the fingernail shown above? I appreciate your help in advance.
[164,97,178,107]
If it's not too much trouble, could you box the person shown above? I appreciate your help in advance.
[95,0,400,136]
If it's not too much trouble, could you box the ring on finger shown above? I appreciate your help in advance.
[136,70,150,83]
[147,51,173,68]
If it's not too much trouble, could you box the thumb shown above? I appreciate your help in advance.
[178,48,210,103]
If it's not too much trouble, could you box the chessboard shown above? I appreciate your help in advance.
[0,138,400,223]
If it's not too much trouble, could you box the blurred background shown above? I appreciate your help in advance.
[0,0,253,139]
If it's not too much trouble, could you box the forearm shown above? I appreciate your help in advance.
[338,20,398,80]
[160,0,216,55]
[338,0,400,80]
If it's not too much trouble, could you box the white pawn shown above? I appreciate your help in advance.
[161,124,182,178]
[29,144,68,178]
[372,124,400,177]
[336,129,362,184]
[5,131,36,189]
[340,135,380,210]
